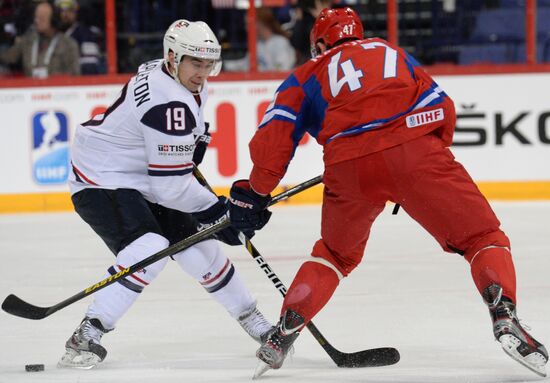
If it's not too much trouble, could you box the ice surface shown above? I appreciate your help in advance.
[1,203,549,383]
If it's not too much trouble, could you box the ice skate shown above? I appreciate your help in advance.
[484,284,548,377]
[237,303,274,344]
[253,309,303,378]
[58,317,111,369]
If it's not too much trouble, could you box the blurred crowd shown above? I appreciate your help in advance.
[0,0,103,77]
[0,0,347,77]
[1,0,547,78]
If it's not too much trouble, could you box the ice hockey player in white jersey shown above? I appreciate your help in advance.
[58,20,273,369]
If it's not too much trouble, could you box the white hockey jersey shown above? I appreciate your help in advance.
[69,59,217,213]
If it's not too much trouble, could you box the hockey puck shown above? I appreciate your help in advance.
[25,364,45,372]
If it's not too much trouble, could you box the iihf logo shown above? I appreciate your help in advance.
[31,111,70,185]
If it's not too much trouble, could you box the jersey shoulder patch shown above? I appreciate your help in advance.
[141,101,196,136]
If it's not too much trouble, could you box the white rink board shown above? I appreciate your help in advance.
[0,73,549,195]
[435,73,550,182]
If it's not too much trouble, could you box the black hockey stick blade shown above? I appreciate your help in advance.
[306,321,400,367]
[2,294,50,320]
[331,346,400,368]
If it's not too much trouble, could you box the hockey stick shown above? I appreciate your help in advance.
[193,167,400,368]
[1,179,320,321]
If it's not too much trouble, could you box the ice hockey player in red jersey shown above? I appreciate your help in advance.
[58,20,273,369]
[228,7,548,378]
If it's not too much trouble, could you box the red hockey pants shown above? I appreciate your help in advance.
[311,133,516,301]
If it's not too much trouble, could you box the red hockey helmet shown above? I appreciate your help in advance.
[310,7,364,57]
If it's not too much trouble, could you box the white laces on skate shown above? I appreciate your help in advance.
[519,320,532,331]
[81,319,105,344]
[237,305,273,344]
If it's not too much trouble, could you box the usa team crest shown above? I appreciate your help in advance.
[31,111,70,185]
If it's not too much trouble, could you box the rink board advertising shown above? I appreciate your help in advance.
[1,73,549,212]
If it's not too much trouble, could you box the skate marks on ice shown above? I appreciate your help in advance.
[0,203,549,382]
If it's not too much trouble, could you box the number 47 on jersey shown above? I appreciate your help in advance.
[328,42,399,97]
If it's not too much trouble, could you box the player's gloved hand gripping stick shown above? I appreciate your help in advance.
[228,179,273,232]
[192,196,243,246]
[192,166,400,368]
[1,176,321,321]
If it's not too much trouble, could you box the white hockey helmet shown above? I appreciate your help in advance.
[163,19,222,78]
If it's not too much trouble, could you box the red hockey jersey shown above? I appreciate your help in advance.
[249,38,457,195]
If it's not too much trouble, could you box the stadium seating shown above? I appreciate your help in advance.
[458,7,550,64]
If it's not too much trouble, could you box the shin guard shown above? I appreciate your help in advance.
[465,231,516,303]
[281,260,340,325]
[87,232,170,328]
[173,239,256,318]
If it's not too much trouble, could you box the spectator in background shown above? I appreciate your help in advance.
[0,1,80,77]
[223,8,296,72]
[290,0,331,65]
[0,0,37,42]
[0,0,17,74]
[55,0,103,74]
[256,8,295,71]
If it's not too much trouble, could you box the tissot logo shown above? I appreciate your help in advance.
[192,46,220,54]
[158,144,195,152]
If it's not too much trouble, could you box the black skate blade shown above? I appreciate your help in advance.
[2,294,50,320]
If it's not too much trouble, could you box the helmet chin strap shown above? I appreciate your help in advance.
[164,58,203,95]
